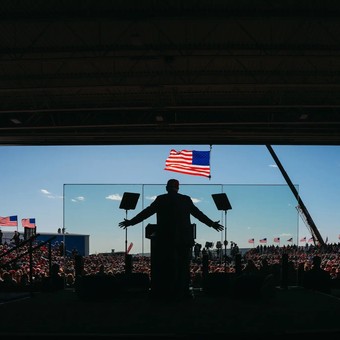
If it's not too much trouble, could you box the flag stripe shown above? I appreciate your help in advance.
[0,215,18,227]
[164,165,210,177]
[21,218,36,229]
[164,149,211,178]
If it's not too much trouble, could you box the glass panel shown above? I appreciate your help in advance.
[63,183,299,256]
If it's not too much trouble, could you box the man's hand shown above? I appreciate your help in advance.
[118,219,131,229]
[211,221,224,232]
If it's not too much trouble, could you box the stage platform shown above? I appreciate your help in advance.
[1,286,340,339]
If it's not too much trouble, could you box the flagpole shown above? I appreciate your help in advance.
[209,144,212,180]
[125,210,128,254]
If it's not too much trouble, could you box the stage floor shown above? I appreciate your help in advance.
[1,286,340,338]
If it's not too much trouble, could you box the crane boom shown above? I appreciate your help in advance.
[266,145,324,246]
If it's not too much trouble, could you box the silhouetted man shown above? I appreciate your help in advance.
[303,255,331,294]
[11,230,20,247]
[119,178,223,300]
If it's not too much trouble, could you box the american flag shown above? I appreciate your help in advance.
[0,215,18,226]
[308,237,314,242]
[287,237,293,242]
[274,237,280,243]
[259,238,267,244]
[164,149,211,178]
[21,218,36,229]
[248,238,254,244]
[300,236,306,242]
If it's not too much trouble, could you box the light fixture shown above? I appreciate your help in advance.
[10,118,22,124]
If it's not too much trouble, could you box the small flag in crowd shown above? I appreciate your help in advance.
[21,218,36,229]
[248,238,254,244]
[308,237,314,243]
[287,237,293,242]
[300,236,306,242]
[0,215,18,226]
[127,242,133,254]
[274,237,280,243]
[259,238,267,244]
[164,149,211,178]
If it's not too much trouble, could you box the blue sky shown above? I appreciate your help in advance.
[1,144,339,254]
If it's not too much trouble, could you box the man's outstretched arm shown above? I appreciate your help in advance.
[190,203,224,232]
[210,221,224,232]
[118,202,158,229]
[118,219,132,229]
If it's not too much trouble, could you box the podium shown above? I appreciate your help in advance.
[145,223,196,240]
[145,223,196,296]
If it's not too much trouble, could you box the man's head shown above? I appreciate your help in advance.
[166,179,179,193]
[313,255,322,268]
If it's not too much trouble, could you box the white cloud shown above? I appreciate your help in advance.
[146,196,157,201]
[280,233,292,237]
[71,196,85,203]
[40,188,62,199]
[269,164,278,168]
[106,194,122,201]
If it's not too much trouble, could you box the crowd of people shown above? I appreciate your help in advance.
[1,235,340,294]
[2,179,338,300]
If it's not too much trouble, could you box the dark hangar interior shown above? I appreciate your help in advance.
[1,0,340,146]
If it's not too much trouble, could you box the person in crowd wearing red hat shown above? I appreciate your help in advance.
[119,178,223,301]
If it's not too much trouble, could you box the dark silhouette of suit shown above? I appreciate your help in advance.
[303,255,331,294]
[119,179,223,300]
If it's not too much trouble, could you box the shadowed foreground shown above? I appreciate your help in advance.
[1,286,340,339]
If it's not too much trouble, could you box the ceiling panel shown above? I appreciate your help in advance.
[1,1,340,145]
